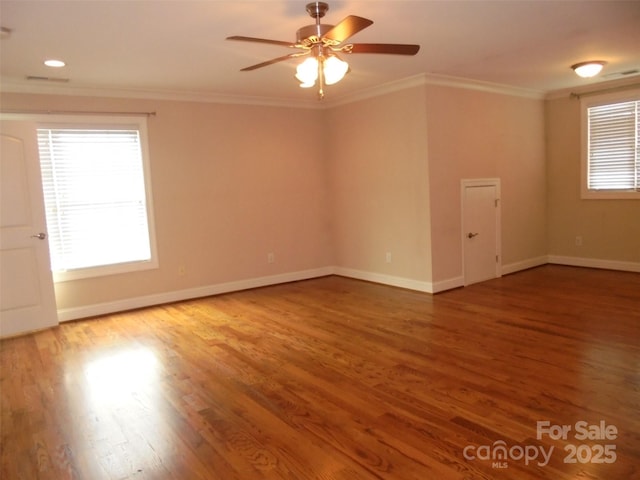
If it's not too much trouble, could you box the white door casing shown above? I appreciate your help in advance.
[462,179,501,286]
[0,120,58,337]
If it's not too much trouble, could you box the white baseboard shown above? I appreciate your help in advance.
[502,256,548,276]
[57,256,639,322]
[57,266,334,322]
[431,276,464,293]
[59,266,436,322]
[547,255,640,273]
[333,267,435,293]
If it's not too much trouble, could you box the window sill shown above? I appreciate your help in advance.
[581,190,640,200]
[53,259,159,283]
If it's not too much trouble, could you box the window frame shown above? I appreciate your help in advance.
[580,88,640,200]
[36,114,159,282]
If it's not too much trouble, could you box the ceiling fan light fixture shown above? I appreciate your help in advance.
[323,55,349,85]
[295,54,348,89]
[571,61,606,78]
[295,57,319,86]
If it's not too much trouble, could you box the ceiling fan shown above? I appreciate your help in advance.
[227,2,420,99]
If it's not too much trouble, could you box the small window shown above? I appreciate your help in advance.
[581,90,640,199]
[37,117,158,281]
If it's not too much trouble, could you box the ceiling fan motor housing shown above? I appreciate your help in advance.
[296,24,333,44]
[306,2,329,18]
[299,2,332,43]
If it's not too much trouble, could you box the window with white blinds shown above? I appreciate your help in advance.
[582,93,640,199]
[37,121,157,280]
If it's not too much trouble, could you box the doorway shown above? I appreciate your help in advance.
[461,179,501,286]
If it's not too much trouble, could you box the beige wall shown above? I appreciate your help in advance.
[326,86,432,284]
[425,84,547,283]
[3,79,635,316]
[315,82,548,289]
[546,95,640,263]
[1,93,332,310]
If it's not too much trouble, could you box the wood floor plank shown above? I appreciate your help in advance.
[1,265,639,479]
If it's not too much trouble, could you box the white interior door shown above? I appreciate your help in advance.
[462,180,501,286]
[1,120,58,337]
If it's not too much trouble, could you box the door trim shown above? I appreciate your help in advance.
[461,178,501,286]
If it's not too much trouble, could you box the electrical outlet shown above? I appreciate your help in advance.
[386,252,392,263]
[575,236,583,247]
[267,252,275,264]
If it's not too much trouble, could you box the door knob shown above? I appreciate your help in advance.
[467,232,479,239]
[31,232,47,240]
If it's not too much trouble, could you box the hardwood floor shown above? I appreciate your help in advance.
[1,265,639,480]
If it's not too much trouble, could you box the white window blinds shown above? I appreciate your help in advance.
[587,100,640,192]
[37,127,153,273]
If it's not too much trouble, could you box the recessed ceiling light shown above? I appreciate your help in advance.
[44,59,66,68]
[571,61,606,78]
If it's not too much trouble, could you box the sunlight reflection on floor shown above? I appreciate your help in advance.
[81,347,169,476]
[84,347,159,405]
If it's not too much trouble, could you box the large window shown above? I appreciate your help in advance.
[37,116,158,281]
[582,90,640,199]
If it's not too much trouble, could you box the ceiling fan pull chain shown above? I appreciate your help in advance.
[318,57,325,100]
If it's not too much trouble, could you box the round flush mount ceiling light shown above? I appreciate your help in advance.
[44,59,66,68]
[571,61,606,78]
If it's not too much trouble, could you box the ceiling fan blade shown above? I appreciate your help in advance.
[239,53,306,71]
[227,36,296,48]
[324,15,373,43]
[347,43,420,55]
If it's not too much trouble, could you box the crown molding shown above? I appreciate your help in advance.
[0,79,323,109]
[1,76,429,108]
[544,75,640,100]
[323,74,429,107]
[1,72,545,110]
[422,73,545,99]
[324,72,544,107]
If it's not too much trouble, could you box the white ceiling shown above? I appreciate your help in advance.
[1,1,639,104]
